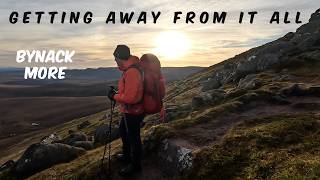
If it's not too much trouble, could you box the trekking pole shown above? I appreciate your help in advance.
[100,87,116,178]
[108,99,116,175]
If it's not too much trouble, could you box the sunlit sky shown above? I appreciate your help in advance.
[0,0,319,68]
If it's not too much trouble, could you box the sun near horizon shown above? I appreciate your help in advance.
[152,31,192,60]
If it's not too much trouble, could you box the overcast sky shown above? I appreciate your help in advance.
[0,0,319,68]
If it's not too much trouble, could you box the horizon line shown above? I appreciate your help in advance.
[0,66,207,70]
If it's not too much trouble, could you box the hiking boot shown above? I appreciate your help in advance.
[116,153,130,163]
[118,164,142,177]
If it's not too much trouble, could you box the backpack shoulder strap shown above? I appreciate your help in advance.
[123,64,145,109]
[126,64,144,82]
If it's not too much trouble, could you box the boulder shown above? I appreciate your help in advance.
[238,74,262,90]
[256,53,280,71]
[191,96,206,111]
[198,89,226,107]
[40,133,61,145]
[201,77,221,91]
[15,143,85,176]
[233,46,285,81]
[158,139,193,176]
[94,124,119,145]
[198,89,226,105]
[233,68,254,82]
[72,141,94,150]
[296,33,320,51]
[143,125,173,155]
[166,104,191,122]
[260,41,294,55]
[235,59,257,76]
[61,132,88,145]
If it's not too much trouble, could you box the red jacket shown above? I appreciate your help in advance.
[114,56,144,115]
[114,55,166,115]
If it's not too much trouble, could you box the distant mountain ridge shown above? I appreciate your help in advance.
[0,67,24,72]
[0,66,204,85]
[0,66,204,97]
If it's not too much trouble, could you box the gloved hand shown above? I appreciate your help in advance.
[107,86,117,101]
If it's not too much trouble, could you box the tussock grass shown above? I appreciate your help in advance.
[187,114,320,179]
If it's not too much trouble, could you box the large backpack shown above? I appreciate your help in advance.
[129,54,163,114]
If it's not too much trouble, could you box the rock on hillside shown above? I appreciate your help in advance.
[15,143,85,177]
[176,9,320,93]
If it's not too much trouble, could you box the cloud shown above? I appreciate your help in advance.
[0,0,318,68]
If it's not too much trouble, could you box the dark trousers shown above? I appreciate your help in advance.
[119,113,144,167]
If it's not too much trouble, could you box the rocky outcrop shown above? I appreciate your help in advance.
[61,132,88,145]
[201,77,221,91]
[297,9,320,34]
[192,89,226,110]
[192,96,207,110]
[15,143,85,176]
[157,139,193,176]
[94,124,119,145]
[238,74,262,90]
[166,104,191,121]
[198,9,320,92]
[142,125,193,176]
[72,141,94,150]
[40,133,61,145]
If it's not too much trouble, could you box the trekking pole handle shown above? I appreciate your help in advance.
[109,86,117,93]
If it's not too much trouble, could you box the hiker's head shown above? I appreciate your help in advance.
[113,45,130,67]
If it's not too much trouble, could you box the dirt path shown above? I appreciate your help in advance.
[173,96,320,149]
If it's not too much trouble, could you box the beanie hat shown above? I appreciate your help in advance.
[113,45,130,60]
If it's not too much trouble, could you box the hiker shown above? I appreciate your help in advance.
[108,45,166,176]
